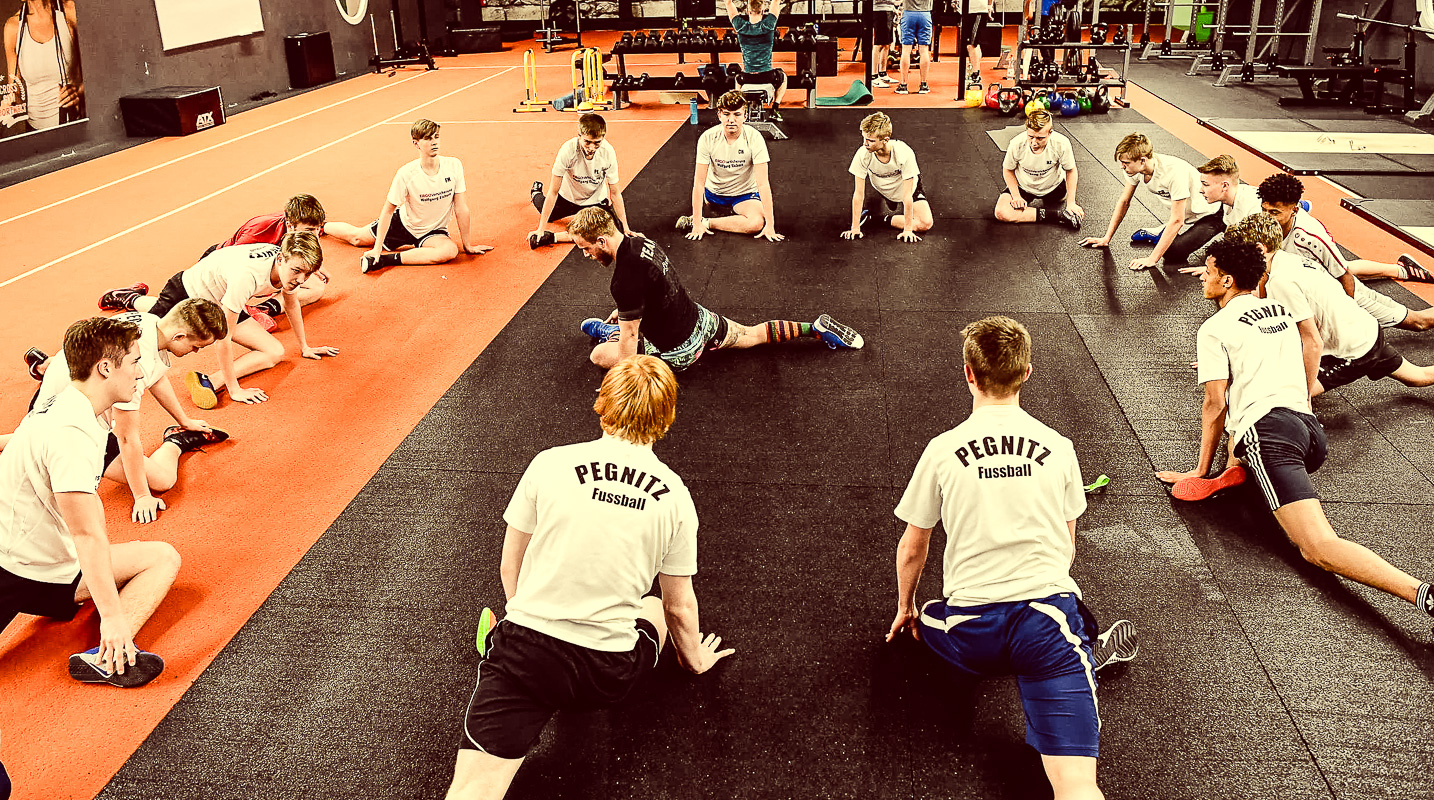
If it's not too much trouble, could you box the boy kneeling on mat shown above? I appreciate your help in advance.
[1,317,182,688]
[993,108,1082,231]
[842,112,933,243]
[443,354,732,800]
[98,231,338,409]
[889,315,1135,800]
[679,90,783,242]
[527,113,636,249]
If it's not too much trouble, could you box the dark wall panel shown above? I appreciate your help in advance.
[1,0,405,167]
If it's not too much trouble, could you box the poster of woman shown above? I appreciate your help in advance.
[1,0,85,139]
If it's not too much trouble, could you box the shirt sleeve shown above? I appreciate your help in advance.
[1195,322,1230,385]
[1292,227,1350,278]
[1064,447,1087,522]
[658,489,699,576]
[552,139,575,177]
[1002,138,1021,172]
[695,130,713,167]
[732,16,752,33]
[900,143,920,179]
[385,166,408,207]
[449,158,467,194]
[1056,138,1076,172]
[760,14,777,31]
[849,148,868,179]
[894,441,944,530]
[612,264,646,321]
[605,145,620,185]
[1168,163,1194,203]
[502,453,543,533]
[219,268,258,314]
[751,129,771,165]
[44,426,102,495]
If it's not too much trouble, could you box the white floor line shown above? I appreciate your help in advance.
[0,67,516,292]
[0,70,435,229]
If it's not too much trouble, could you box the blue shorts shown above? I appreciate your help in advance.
[703,188,761,210]
[899,11,932,46]
[918,593,1100,758]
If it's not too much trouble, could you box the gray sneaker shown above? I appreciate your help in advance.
[676,215,693,231]
[1092,619,1138,672]
[813,314,864,350]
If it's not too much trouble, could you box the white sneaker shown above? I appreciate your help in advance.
[871,76,893,88]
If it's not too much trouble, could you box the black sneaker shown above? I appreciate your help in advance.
[768,107,784,123]
[528,230,556,249]
[1052,208,1082,231]
[98,282,148,312]
[360,254,379,274]
[23,347,47,381]
[918,82,930,94]
[163,425,231,453]
[894,84,909,95]
[68,647,165,688]
[255,298,282,316]
[1398,254,1434,283]
[1092,619,1138,672]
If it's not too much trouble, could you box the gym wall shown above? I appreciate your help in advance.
[0,0,413,170]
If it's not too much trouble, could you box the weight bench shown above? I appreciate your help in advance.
[1275,64,1416,114]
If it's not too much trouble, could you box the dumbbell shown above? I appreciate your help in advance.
[635,72,650,88]
[723,30,738,48]
[1111,25,1127,47]
[782,29,796,44]
[1084,61,1100,83]
[726,62,742,78]
[799,70,816,88]
[618,32,633,52]
[662,30,677,48]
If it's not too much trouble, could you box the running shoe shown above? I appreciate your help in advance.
[23,347,47,381]
[1130,228,1161,245]
[185,371,220,410]
[162,425,230,453]
[1171,464,1247,501]
[529,230,556,250]
[871,76,893,88]
[360,254,379,274]
[98,283,149,312]
[243,306,277,333]
[580,317,619,343]
[476,607,498,656]
[676,215,694,231]
[1398,254,1434,283]
[1052,208,1082,231]
[1091,619,1138,672]
[68,647,165,688]
[813,314,864,350]
[968,70,982,85]
[894,84,909,95]
[917,82,930,94]
[768,107,784,123]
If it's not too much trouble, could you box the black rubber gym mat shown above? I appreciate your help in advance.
[96,108,1434,800]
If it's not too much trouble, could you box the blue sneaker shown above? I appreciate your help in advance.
[1130,228,1161,245]
[813,314,864,350]
[68,646,165,688]
[1299,199,1311,212]
[581,318,619,342]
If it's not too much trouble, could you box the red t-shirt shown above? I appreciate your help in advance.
[220,212,288,248]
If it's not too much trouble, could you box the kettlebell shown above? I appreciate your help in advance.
[1076,88,1092,111]
[998,86,1022,116]
[1090,85,1112,113]
[965,87,984,107]
[1059,94,1079,116]
[984,83,1002,109]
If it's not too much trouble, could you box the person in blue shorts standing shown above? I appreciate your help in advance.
[888,315,1136,800]
[897,0,933,94]
[724,0,787,117]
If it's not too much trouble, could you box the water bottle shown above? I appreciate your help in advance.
[689,98,699,125]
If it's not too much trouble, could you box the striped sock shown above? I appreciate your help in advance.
[1418,582,1433,616]
[766,320,814,343]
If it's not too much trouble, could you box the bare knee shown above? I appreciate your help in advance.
[149,472,176,493]
[738,214,765,233]
[1042,755,1102,800]
[148,541,182,578]
[1293,531,1342,571]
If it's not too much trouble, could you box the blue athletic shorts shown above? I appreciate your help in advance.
[899,11,933,46]
[918,592,1100,758]
[703,188,761,210]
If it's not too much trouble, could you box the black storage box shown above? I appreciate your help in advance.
[285,31,337,89]
[119,86,224,137]
[449,26,502,53]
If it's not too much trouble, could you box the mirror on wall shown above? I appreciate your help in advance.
[338,0,368,24]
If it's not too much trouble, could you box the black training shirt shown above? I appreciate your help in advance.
[611,235,701,352]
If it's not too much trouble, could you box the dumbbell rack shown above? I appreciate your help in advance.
[1011,39,1133,108]
[610,34,822,110]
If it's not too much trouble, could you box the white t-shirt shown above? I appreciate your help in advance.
[182,243,282,315]
[386,156,467,238]
[850,140,921,203]
[36,312,170,413]
[1223,183,1262,226]
[696,125,770,197]
[1281,209,1350,280]
[894,405,1086,606]
[1264,250,1376,362]
[552,137,619,205]
[1196,292,1313,444]
[1003,131,1076,196]
[1127,154,1219,227]
[0,386,109,584]
[503,436,699,652]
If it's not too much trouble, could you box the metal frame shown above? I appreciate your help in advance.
[1210,0,1324,86]
[1140,1,1221,60]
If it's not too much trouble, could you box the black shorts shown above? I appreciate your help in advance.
[370,208,449,252]
[1233,407,1328,512]
[874,11,897,46]
[1318,328,1404,391]
[1,564,83,627]
[1002,182,1067,206]
[962,12,989,47]
[739,68,785,90]
[867,176,928,212]
[533,192,619,227]
[460,618,661,759]
[200,243,220,261]
[148,270,191,319]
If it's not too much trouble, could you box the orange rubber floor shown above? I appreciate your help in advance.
[1,29,1430,800]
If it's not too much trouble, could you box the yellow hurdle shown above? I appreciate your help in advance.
[562,47,610,112]
[514,49,547,113]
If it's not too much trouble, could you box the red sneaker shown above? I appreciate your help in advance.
[244,305,277,333]
[98,282,149,312]
[1172,465,1247,501]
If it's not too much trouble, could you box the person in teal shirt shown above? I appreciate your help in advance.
[724,0,787,117]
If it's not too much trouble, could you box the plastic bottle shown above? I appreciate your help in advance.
[689,98,699,125]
